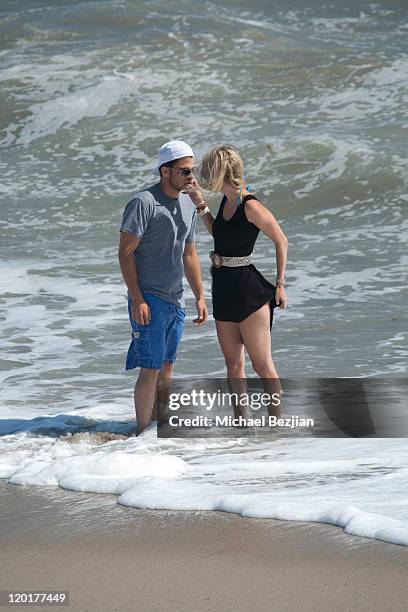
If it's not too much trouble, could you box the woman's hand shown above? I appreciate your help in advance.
[184,178,206,207]
[275,285,288,309]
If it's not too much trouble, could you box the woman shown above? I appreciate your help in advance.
[189,146,288,417]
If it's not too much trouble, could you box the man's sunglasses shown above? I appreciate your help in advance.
[167,166,195,177]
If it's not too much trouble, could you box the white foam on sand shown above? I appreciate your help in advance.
[2,431,408,548]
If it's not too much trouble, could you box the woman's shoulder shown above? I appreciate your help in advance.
[242,193,259,206]
[242,194,267,224]
[242,193,263,213]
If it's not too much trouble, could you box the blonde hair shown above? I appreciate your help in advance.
[200,146,244,193]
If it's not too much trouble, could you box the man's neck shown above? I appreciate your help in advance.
[159,180,180,200]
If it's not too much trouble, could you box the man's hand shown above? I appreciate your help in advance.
[193,296,208,326]
[131,297,151,325]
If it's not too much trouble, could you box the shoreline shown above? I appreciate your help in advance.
[1,482,408,612]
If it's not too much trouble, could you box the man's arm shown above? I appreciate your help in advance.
[183,241,208,326]
[118,232,150,325]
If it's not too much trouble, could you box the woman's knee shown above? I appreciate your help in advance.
[225,357,244,377]
[251,359,276,378]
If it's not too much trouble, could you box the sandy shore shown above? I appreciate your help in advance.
[1,481,407,612]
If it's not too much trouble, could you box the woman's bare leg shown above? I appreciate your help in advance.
[239,304,282,417]
[215,320,247,417]
[215,320,245,378]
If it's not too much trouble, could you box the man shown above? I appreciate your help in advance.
[118,140,208,435]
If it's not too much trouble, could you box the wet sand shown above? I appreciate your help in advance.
[1,481,407,612]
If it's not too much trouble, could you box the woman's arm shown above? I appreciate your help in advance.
[245,199,288,308]
[196,205,214,236]
[185,179,214,235]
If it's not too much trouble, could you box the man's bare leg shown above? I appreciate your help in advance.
[134,368,160,435]
[151,362,174,424]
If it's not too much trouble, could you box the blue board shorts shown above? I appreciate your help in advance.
[126,292,185,370]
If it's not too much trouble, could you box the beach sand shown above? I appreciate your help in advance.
[1,481,407,612]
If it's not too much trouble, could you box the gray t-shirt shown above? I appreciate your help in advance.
[120,182,197,307]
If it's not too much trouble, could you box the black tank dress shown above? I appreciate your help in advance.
[211,194,278,327]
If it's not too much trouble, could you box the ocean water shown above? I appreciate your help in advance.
[1,0,407,547]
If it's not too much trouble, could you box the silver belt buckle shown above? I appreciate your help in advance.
[210,251,223,268]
